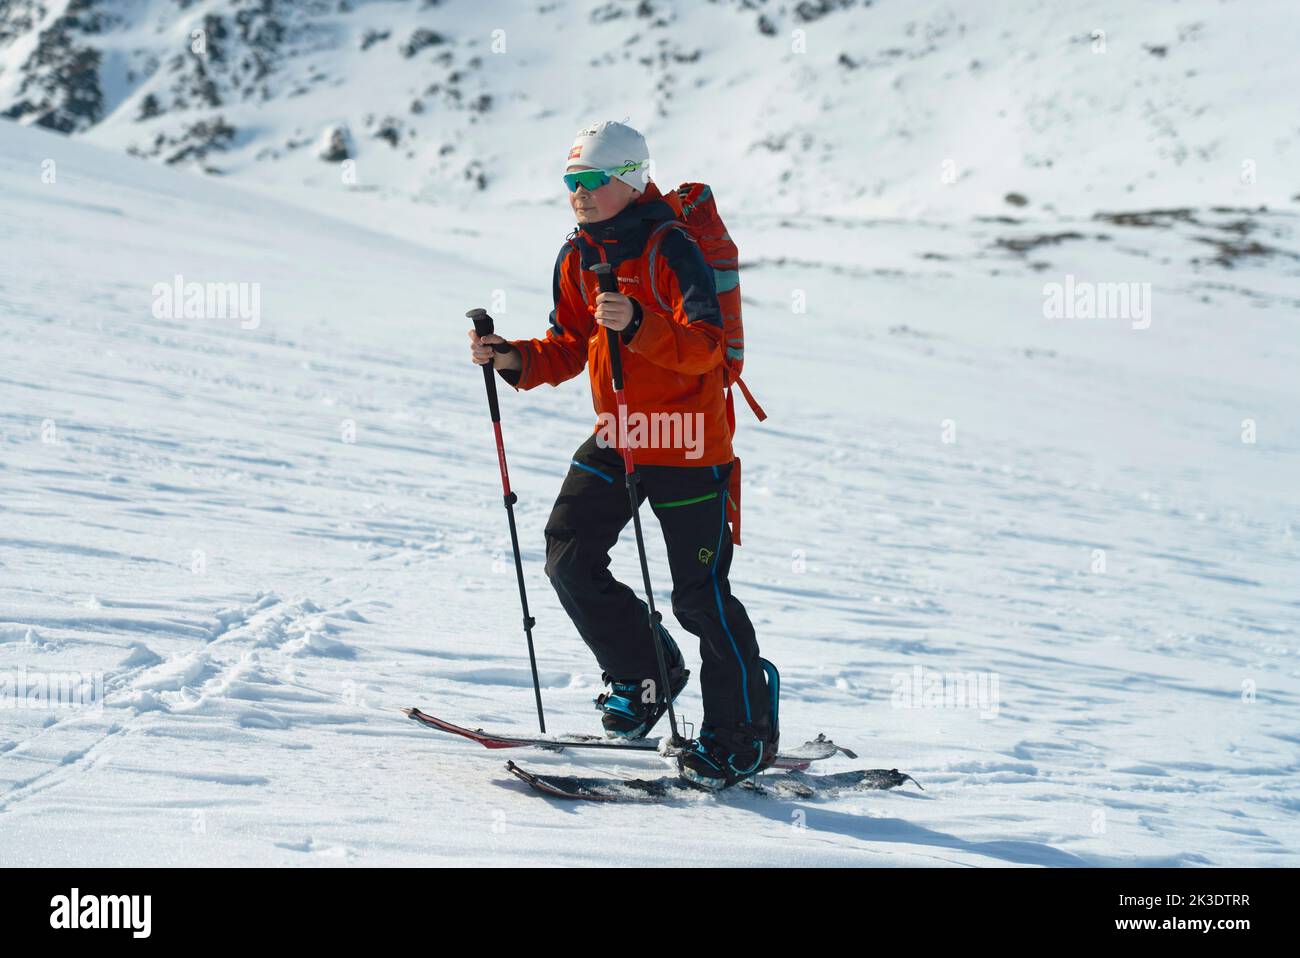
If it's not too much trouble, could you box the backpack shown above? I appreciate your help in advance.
[648,182,766,544]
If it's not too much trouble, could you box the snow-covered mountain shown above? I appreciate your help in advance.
[2,0,1298,215]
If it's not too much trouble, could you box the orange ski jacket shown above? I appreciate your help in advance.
[499,181,733,469]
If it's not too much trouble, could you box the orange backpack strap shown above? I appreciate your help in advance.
[726,457,743,547]
[731,375,766,422]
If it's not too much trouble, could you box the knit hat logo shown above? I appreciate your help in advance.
[564,120,651,190]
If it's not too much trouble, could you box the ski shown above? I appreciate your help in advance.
[402,707,856,770]
[504,760,922,804]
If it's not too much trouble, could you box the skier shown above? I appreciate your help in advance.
[467,120,775,789]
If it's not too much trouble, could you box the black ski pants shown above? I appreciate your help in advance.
[543,432,770,733]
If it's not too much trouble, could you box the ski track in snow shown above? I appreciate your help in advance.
[1,121,1298,867]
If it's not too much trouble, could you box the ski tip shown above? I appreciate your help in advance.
[505,760,532,780]
[809,733,858,760]
[893,769,924,791]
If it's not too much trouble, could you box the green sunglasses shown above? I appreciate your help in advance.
[563,161,645,193]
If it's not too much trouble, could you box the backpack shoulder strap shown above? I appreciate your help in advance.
[644,219,690,314]
[563,230,589,305]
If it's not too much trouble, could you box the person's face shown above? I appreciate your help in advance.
[567,165,641,224]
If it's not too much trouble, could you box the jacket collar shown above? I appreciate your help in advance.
[569,181,675,268]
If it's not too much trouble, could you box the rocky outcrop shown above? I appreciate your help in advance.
[317,124,352,162]
[0,0,113,133]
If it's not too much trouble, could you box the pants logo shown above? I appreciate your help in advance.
[697,547,714,566]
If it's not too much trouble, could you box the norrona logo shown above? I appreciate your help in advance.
[49,889,151,938]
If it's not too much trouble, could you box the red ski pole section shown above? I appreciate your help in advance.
[492,420,512,496]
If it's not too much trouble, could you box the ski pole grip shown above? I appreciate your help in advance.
[467,308,512,354]
[590,264,625,391]
[469,308,493,338]
[466,308,503,422]
[591,263,619,295]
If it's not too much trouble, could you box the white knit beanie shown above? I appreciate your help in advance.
[565,120,650,191]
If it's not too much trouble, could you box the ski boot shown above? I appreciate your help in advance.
[677,658,781,790]
[594,627,689,740]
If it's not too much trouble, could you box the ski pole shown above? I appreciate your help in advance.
[590,264,683,746]
[466,307,546,733]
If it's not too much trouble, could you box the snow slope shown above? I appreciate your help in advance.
[1,109,1298,865]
